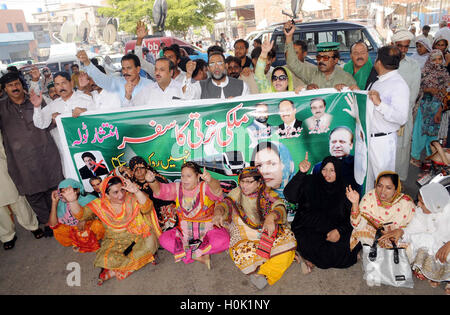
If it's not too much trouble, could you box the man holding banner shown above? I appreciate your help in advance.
[183,52,249,99]
[366,46,410,190]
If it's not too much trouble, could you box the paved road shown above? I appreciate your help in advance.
[0,164,446,295]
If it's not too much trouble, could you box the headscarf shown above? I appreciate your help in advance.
[270,66,295,92]
[410,38,432,69]
[419,182,450,213]
[251,141,295,199]
[391,28,414,43]
[313,156,348,218]
[91,176,151,236]
[420,49,450,103]
[236,166,281,228]
[357,171,415,230]
[57,178,97,225]
[432,36,449,53]
[374,171,403,208]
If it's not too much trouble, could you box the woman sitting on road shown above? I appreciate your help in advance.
[213,167,296,290]
[146,162,229,269]
[284,153,360,274]
[61,176,161,285]
[348,171,415,251]
[49,178,104,253]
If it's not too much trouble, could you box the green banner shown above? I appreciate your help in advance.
[57,90,368,202]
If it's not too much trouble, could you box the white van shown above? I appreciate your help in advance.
[44,43,99,73]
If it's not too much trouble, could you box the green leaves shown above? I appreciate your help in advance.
[98,0,223,36]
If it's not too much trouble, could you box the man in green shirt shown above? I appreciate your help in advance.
[284,20,358,91]
[343,41,378,90]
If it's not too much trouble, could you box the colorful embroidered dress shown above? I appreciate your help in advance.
[350,172,415,250]
[218,167,296,285]
[50,178,104,253]
[156,181,229,263]
[74,177,161,277]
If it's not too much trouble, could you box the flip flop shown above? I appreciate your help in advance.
[3,236,17,250]
[31,228,44,239]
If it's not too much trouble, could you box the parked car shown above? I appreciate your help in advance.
[270,20,384,67]
[125,36,208,62]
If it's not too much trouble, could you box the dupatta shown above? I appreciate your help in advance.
[359,171,414,229]
[86,176,154,237]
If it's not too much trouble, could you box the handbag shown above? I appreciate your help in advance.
[361,228,414,288]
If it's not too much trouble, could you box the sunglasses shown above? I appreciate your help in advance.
[316,54,335,61]
[272,74,288,81]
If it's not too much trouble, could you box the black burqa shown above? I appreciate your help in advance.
[283,156,360,269]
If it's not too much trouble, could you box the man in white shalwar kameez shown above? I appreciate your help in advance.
[391,29,421,182]
[366,46,410,190]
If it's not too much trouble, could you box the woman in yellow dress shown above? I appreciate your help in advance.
[213,167,297,290]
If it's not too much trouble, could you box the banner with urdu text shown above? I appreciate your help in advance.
[57,89,368,199]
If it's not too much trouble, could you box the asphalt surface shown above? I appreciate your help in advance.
[0,164,447,296]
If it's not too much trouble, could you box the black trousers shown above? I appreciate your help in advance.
[25,187,57,224]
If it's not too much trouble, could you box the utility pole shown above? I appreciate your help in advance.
[225,0,232,40]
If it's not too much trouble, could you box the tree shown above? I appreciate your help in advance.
[98,0,223,37]
[98,0,153,34]
[165,0,223,38]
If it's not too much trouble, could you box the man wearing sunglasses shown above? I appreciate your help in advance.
[283,21,357,91]
[390,28,421,182]
[183,52,249,99]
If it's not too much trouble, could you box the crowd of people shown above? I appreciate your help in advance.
[0,20,449,293]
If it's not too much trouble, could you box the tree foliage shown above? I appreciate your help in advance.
[98,0,223,36]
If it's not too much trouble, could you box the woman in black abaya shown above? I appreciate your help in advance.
[283,153,360,274]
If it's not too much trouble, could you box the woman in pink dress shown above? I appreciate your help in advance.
[146,162,229,269]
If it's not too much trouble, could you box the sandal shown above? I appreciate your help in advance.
[97,268,114,286]
[410,158,422,168]
[31,228,44,239]
[43,226,53,238]
[3,236,17,250]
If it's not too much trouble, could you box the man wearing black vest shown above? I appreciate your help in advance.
[183,52,249,99]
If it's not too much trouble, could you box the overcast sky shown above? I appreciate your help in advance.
[1,0,104,21]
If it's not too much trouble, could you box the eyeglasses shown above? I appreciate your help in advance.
[316,54,335,61]
[209,61,224,67]
[272,74,288,81]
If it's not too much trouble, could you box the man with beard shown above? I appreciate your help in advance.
[284,20,357,90]
[32,71,94,177]
[234,39,252,69]
[183,51,249,99]
[247,103,274,148]
[343,41,378,90]
[226,56,258,94]
[0,72,63,236]
[390,29,421,182]
[77,50,152,107]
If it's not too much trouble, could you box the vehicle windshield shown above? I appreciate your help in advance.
[367,26,384,47]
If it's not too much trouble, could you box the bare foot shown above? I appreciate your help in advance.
[194,255,211,270]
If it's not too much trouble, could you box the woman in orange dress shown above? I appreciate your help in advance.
[49,178,104,253]
[61,176,161,285]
